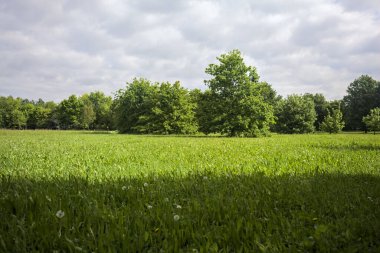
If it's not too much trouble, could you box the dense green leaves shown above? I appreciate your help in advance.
[1,51,380,136]
[303,93,329,130]
[343,75,380,130]
[363,107,380,134]
[275,95,317,133]
[321,108,345,134]
[113,78,197,134]
[203,49,275,137]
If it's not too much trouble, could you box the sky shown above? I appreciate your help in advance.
[0,0,379,102]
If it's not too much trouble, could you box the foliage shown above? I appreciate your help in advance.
[87,91,113,130]
[203,49,275,137]
[303,93,329,130]
[343,75,380,130]
[56,95,83,129]
[80,95,96,129]
[0,96,27,129]
[363,107,380,134]
[0,131,379,252]
[321,108,345,134]
[274,95,317,133]
[54,92,112,130]
[113,78,198,134]
[113,78,156,133]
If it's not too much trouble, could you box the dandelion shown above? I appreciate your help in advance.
[56,210,65,219]
[173,214,180,221]
[147,204,153,209]
[143,183,148,187]
[122,186,127,191]
[176,204,182,209]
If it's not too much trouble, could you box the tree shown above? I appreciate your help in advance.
[363,107,380,134]
[303,93,329,131]
[203,49,275,137]
[0,96,27,129]
[321,108,345,134]
[113,78,197,134]
[275,95,317,134]
[144,81,198,134]
[343,75,380,130]
[56,95,83,129]
[113,78,158,133]
[87,91,113,130]
[79,95,96,129]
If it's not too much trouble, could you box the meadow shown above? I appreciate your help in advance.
[0,130,379,252]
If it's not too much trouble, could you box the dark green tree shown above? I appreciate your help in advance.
[113,79,197,134]
[203,49,275,137]
[275,95,316,134]
[343,75,380,130]
[56,95,83,129]
[0,96,27,129]
[144,81,198,134]
[113,78,158,133]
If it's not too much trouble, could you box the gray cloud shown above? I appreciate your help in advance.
[0,0,379,102]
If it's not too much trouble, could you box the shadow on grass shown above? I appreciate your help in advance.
[312,143,380,151]
[1,172,379,252]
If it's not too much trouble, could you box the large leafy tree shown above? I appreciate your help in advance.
[145,82,198,134]
[113,79,197,134]
[275,95,317,134]
[113,78,158,133]
[203,49,275,137]
[56,95,83,129]
[363,107,380,134]
[343,75,380,130]
[0,96,27,129]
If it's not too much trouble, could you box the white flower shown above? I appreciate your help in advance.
[143,183,149,187]
[176,205,182,209]
[56,210,65,219]
[122,186,127,191]
[164,198,169,202]
[173,214,180,221]
[147,204,153,209]
[203,176,208,180]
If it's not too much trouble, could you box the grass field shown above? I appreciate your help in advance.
[0,130,379,252]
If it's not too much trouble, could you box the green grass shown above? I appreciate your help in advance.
[0,130,379,252]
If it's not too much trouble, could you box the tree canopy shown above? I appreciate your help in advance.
[113,78,197,134]
[202,49,275,137]
[321,107,345,134]
[1,50,379,137]
[275,95,317,134]
[343,75,380,131]
[363,107,380,134]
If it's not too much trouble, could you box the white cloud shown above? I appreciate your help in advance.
[0,0,379,101]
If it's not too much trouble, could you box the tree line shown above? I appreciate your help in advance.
[1,50,379,135]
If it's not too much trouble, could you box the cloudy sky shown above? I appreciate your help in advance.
[0,0,379,102]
